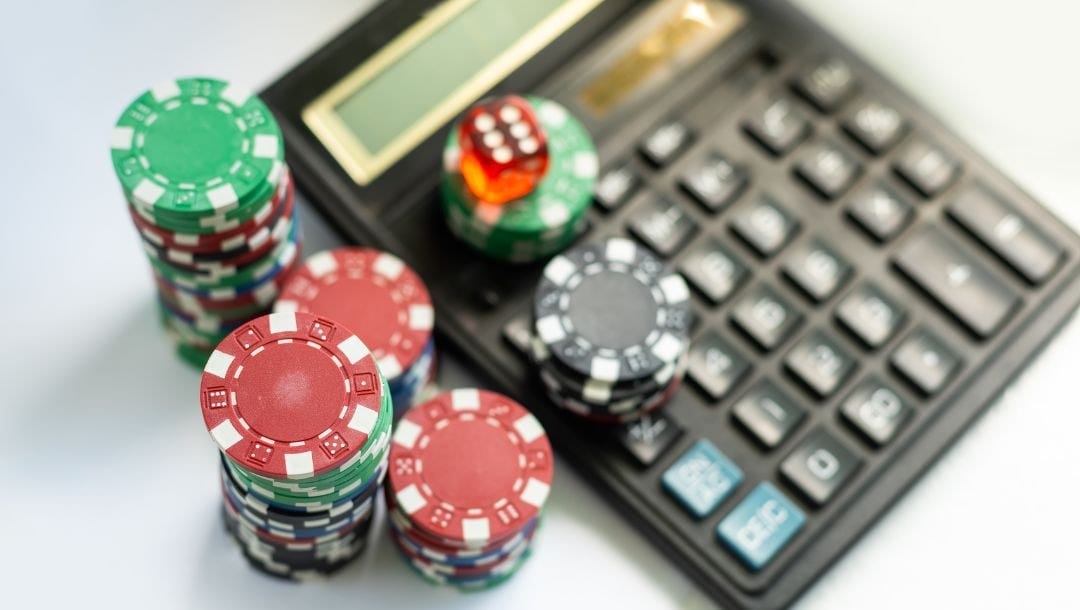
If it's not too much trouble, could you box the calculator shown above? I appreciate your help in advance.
[261,0,1080,607]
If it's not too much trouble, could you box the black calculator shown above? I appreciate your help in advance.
[262,0,1080,607]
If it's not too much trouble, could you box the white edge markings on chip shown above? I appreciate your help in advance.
[133,179,165,206]
[659,274,690,304]
[396,484,427,515]
[591,356,620,383]
[535,315,566,345]
[378,354,403,380]
[374,252,405,280]
[306,250,338,277]
[393,419,423,448]
[605,237,636,263]
[461,518,491,544]
[110,126,134,150]
[204,350,235,378]
[520,478,551,508]
[252,134,279,159]
[151,80,181,102]
[573,151,598,178]
[543,255,575,286]
[347,404,378,434]
[207,183,239,210]
[219,84,251,108]
[652,332,683,363]
[211,420,243,450]
[268,311,298,334]
[513,413,544,443]
[451,388,480,410]
[337,335,370,364]
[409,304,434,330]
[284,451,315,478]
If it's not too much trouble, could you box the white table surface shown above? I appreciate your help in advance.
[1,1,1078,608]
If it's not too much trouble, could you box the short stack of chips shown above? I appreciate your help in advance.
[275,247,436,416]
[110,77,301,367]
[200,311,393,580]
[530,237,693,423]
[441,95,598,263]
[386,389,553,590]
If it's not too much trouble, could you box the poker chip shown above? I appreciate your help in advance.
[109,77,301,367]
[386,388,553,589]
[440,96,597,263]
[275,248,436,416]
[530,237,693,422]
[200,311,395,578]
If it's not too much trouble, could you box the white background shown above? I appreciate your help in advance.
[1,1,1078,608]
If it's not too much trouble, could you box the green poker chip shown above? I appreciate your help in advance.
[111,77,284,219]
[441,96,597,262]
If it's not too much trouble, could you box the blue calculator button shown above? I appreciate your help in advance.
[661,439,744,519]
[717,482,806,571]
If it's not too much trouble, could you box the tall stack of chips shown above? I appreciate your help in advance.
[200,312,392,580]
[530,237,693,422]
[386,389,554,590]
[275,248,436,416]
[441,95,598,263]
[110,77,301,367]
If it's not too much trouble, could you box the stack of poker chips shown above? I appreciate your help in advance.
[200,311,392,580]
[110,77,301,367]
[440,95,598,263]
[386,389,553,590]
[275,247,436,417]
[530,237,693,423]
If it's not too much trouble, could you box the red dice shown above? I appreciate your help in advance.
[458,95,549,205]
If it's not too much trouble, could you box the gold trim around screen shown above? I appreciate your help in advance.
[303,0,603,185]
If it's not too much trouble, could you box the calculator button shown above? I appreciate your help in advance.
[743,97,811,157]
[732,381,806,450]
[947,185,1064,285]
[731,284,802,351]
[841,378,913,447]
[687,330,751,401]
[640,120,693,167]
[679,237,747,304]
[784,330,856,399]
[680,153,747,213]
[893,226,1020,339]
[835,282,906,349]
[730,196,799,258]
[717,482,806,571]
[782,239,851,303]
[780,427,862,506]
[628,196,698,258]
[594,162,640,212]
[617,412,683,467]
[893,136,960,198]
[846,182,913,243]
[794,140,862,200]
[842,99,906,154]
[662,440,744,519]
[890,328,961,396]
[791,57,858,113]
[501,312,533,355]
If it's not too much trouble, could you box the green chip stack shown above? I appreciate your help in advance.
[440,96,598,263]
[110,77,301,367]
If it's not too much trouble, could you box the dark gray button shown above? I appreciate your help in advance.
[893,226,1020,339]
[732,380,805,450]
[846,182,913,243]
[616,412,683,467]
[784,330,856,399]
[893,136,960,198]
[791,58,858,113]
[782,239,851,303]
[743,97,811,156]
[890,328,961,395]
[594,162,640,212]
[640,120,693,167]
[780,427,862,506]
[680,153,747,213]
[841,378,913,447]
[730,195,799,258]
[842,99,906,154]
[948,185,1064,285]
[835,282,906,349]
[501,313,533,355]
[679,237,747,304]
[731,284,803,351]
[794,140,862,200]
[688,330,751,401]
[628,196,698,258]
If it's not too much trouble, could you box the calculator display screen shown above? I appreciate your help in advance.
[303,0,601,185]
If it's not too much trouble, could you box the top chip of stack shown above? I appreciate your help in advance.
[110,77,301,366]
[200,311,394,579]
[275,248,436,417]
[530,237,693,422]
[386,388,553,590]
[441,95,597,263]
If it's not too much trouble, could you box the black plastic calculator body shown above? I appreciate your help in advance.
[262,1,1080,607]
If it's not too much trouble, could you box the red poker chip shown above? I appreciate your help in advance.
[388,525,532,577]
[200,311,384,479]
[275,248,434,382]
[131,167,293,254]
[388,389,553,547]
